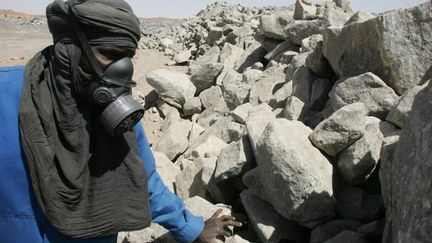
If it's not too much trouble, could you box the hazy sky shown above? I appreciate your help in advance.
[0,0,427,18]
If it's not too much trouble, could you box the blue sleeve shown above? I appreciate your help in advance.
[134,124,204,243]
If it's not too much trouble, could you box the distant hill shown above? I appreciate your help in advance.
[0,9,44,18]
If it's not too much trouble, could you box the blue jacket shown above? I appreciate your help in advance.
[0,66,204,243]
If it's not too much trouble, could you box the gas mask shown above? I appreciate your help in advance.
[68,0,144,136]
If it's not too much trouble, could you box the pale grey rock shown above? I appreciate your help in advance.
[285,52,309,81]
[251,62,264,71]
[249,66,286,106]
[240,190,308,243]
[323,2,432,94]
[279,51,298,64]
[242,69,263,84]
[184,195,231,222]
[379,134,400,208]
[226,122,248,142]
[118,223,174,243]
[386,83,428,128]
[259,13,292,40]
[256,119,335,227]
[305,40,333,78]
[325,72,399,119]
[174,50,191,64]
[160,38,174,50]
[325,230,367,243]
[219,43,245,69]
[153,151,181,193]
[337,116,384,185]
[269,81,293,109]
[345,11,375,25]
[231,103,254,124]
[310,220,362,243]
[334,0,352,13]
[196,109,223,130]
[242,168,267,199]
[146,69,196,109]
[183,97,203,116]
[199,86,228,112]
[225,235,250,243]
[291,65,317,111]
[309,103,367,156]
[215,136,254,182]
[300,34,323,53]
[317,2,351,26]
[294,0,318,20]
[236,43,267,72]
[154,120,192,161]
[188,122,205,145]
[190,62,224,93]
[383,80,432,242]
[221,70,252,110]
[195,46,220,65]
[283,96,306,121]
[245,104,275,153]
[175,160,205,200]
[286,19,328,45]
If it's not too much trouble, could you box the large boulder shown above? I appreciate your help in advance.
[221,70,251,110]
[324,72,399,119]
[152,151,181,193]
[249,66,286,106]
[310,220,362,243]
[154,120,192,161]
[323,2,432,95]
[255,119,335,227]
[146,69,196,109]
[382,78,432,242]
[190,63,224,93]
[259,11,293,40]
[309,103,367,156]
[245,104,275,153]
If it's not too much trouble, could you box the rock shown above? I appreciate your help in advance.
[153,151,181,193]
[336,186,384,222]
[231,103,254,124]
[310,220,362,243]
[291,66,317,112]
[160,38,174,50]
[199,86,228,112]
[183,97,203,116]
[259,12,292,40]
[283,96,306,121]
[264,40,298,62]
[285,52,309,81]
[286,19,328,45]
[325,72,399,119]
[245,104,275,153]
[251,62,264,71]
[337,117,384,185]
[242,168,267,199]
[324,230,367,243]
[386,83,428,128]
[188,122,205,145]
[249,66,286,106]
[221,70,251,110]
[309,103,367,156]
[294,0,318,20]
[256,119,335,227]
[207,26,223,45]
[310,78,333,111]
[146,69,196,109]
[214,136,254,182]
[154,120,192,161]
[242,69,263,84]
[317,2,351,26]
[383,79,432,242]
[300,34,322,53]
[219,43,245,69]
[323,2,432,94]
[279,51,298,64]
[174,50,191,64]
[118,223,174,243]
[236,43,267,72]
[379,134,400,208]
[240,190,308,243]
[356,220,385,243]
[195,46,220,65]
[226,122,248,142]
[225,235,250,243]
[305,40,334,78]
[196,109,223,130]
[190,62,224,93]
[175,160,205,200]
[269,81,293,109]
[345,11,375,25]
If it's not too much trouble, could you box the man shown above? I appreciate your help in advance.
[0,0,240,242]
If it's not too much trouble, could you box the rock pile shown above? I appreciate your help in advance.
[119,0,432,242]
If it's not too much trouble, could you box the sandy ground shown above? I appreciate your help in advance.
[0,19,185,145]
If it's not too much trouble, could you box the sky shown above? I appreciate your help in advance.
[0,0,427,18]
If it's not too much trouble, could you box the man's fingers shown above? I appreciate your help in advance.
[208,209,223,220]
[223,219,243,227]
[222,227,232,237]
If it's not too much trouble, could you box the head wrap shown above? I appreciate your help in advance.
[19,0,151,238]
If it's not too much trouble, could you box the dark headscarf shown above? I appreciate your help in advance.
[19,0,151,238]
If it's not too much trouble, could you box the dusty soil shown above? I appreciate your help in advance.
[0,11,185,145]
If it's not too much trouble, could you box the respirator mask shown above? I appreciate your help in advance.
[68,0,144,136]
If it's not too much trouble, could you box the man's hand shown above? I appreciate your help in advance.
[196,209,243,243]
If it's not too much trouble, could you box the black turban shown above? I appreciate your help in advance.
[19,0,151,238]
